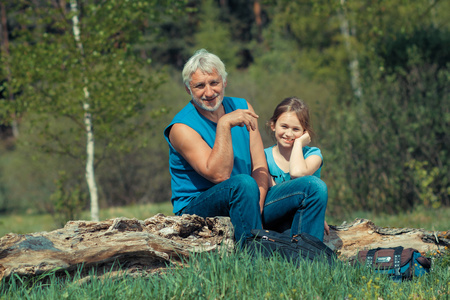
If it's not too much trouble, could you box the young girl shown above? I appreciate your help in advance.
[262,97,329,240]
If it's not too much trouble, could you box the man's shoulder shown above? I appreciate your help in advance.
[164,102,196,140]
[223,96,248,110]
[173,101,196,120]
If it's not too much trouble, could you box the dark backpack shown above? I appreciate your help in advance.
[355,246,431,282]
[245,229,337,266]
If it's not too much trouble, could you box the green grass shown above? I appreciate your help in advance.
[1,203,448,237]
[1,203,449,299]
[1,246,449,299]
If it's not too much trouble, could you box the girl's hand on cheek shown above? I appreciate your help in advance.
[299,131,311,147]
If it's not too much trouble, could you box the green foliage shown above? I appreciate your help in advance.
[0,144,59,214]
[0,0,186,213]
[96,144,171,207]
[191,0,240,69]
[50,171,87,227]
[377,27,450,75]
[254,0,352,89]
[405,160,442,209]
[4,1,165,154]
[323,26,449,214]
[1,0,449,216]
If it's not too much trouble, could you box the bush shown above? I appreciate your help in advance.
[50,171,87,227]
[323,27,449,214]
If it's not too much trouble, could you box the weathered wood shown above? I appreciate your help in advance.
[0,214,234,281]
[1,215,448,281]
[324,218,449,259]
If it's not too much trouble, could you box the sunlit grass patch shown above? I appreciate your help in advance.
[0,213,55,236]
[327,206,450,231]
[1,245,449,299]
[0,202,173,236]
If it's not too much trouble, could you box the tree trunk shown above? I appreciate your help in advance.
[70,0,99,221]
[338,0,362,99]
[1,216,447,281]
[253,1,263,43]
[324,218,449,259]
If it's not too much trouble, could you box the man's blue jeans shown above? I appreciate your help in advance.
[262,176,328,241]
[176,174,263,244]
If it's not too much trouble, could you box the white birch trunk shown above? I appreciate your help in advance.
[339,0,362,99]
[70,0,99,221]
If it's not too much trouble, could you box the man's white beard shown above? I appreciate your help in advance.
[191,92,224,112]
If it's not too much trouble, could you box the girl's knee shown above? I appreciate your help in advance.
[302,177,328,207]
[315,178,328,197]
[291,176,328,196]
[312,178,328,203]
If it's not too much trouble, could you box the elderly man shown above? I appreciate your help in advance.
[164,49,328,245]
[163,49,268,244]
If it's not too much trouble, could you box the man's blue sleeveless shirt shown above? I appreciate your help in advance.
[164,97,251,214]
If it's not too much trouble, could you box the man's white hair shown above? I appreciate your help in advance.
[182,49,228,88]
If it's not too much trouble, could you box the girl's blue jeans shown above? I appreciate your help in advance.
[176,174,263,244]
[262,176,328,241]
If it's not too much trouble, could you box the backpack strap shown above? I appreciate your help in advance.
[392,246,403,282]
[365,248,378,267]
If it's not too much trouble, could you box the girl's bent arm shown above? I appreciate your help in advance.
[289,138,322,178]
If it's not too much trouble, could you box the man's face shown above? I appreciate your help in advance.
[187,69,226,112]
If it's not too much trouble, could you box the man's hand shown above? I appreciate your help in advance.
[218,109,259,132]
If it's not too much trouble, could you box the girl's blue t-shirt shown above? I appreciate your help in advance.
[264,145,323,185]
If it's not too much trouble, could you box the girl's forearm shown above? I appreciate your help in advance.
[289,142,309,178]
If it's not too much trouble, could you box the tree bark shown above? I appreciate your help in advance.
[253,1,263,43]
[338,0,362,99]
[1,215,448,281]
[70,0,99,221]
[324,218,449,259]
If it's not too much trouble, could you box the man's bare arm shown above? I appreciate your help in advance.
[169,108,260,184]
[247,102,269,212]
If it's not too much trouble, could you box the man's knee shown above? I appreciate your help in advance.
[231,174,258,191]
[226,174,260,204]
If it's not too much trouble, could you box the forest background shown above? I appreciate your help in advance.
[0,0,448,231]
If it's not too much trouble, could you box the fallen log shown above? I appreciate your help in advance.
[0,214,234,281]
[0,215,448,281]
[323,218,449,259]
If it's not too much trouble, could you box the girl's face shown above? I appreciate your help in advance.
[271,111,305,147]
